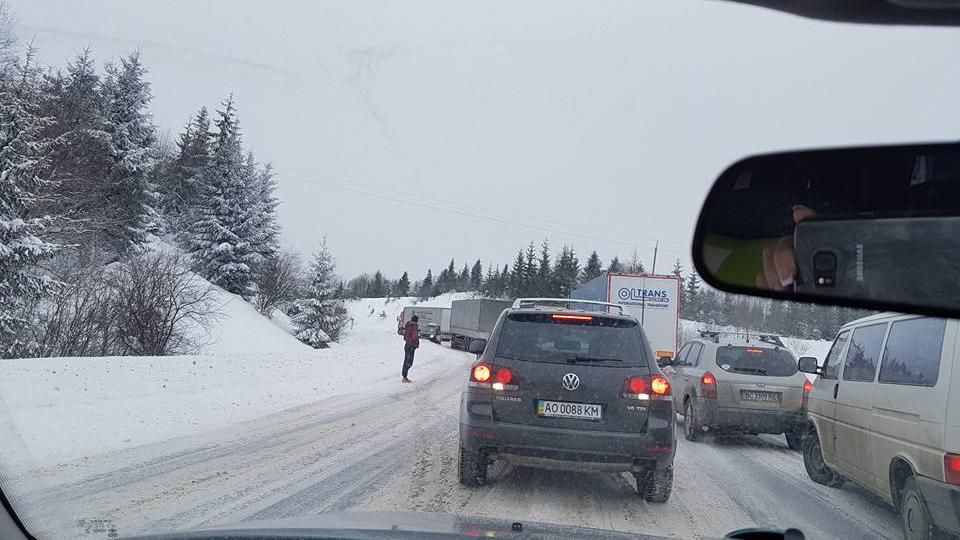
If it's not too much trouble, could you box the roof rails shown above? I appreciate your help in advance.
[512,298,624,314]
[698,330,784,347]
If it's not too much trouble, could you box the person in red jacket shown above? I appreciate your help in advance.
[402,315,420,383]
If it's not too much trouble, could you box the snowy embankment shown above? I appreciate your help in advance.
[0,292,471,472]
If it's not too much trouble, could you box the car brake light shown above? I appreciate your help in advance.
[802,380,813,409]
[651,376,671,396]
[471,363,517,390]
[744,348,763,354]
[626,376,647,395]
[945,454,960,485]
[552,314,593,322]
[701,371,718,399]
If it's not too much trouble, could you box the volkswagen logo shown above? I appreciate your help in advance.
[561,373,580,391]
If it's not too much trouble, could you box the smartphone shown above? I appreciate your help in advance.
[794,216,960,307]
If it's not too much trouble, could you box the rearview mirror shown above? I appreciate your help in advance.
[798,356,820,375]
[693,142,960,318]
[467,340,486,354]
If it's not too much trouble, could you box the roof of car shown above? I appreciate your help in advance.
[507,307,637,322]
[841,311,913,329]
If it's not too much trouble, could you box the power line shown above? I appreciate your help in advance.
[275,169,690,254]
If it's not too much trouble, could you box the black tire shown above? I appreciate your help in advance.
[637,468,673,503]
[684,400,702,442]
[785,429,804,451]
[801,427,844,487]
[900,477,948,540]
[457,444,487,487]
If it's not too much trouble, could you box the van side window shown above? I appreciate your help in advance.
[821,331,850,379]
[842,323,887,383]
[878,317,946,387]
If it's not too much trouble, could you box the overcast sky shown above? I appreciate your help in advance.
[9,0,960,279]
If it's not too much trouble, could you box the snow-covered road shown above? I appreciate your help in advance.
[7,342,899,540]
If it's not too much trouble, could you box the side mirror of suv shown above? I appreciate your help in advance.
[798,356,820,374]
[468,339,486,355]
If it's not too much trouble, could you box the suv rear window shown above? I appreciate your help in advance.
[495,313,649,367]
[715,346,798,377]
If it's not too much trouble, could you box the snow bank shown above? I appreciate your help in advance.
[0,294,474,472]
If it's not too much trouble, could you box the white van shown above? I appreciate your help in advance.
[798,313,960,540]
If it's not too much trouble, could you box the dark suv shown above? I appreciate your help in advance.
[457,298,676,502]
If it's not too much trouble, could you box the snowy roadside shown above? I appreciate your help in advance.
[0,294,472,473]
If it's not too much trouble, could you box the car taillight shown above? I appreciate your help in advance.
[470,363,517,390]
[471,364,491,383]
[945,454,960,485]
[701,371,718,399]
[801,380,813,409]
[651,376,671,396]
[623,376,670,399]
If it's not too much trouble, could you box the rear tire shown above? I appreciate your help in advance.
[785,429,804,451]
[637,468,673,503]
[900,477,947,540]
[801,426,844,487]
[457,443,487,487]
[683,400,702,442]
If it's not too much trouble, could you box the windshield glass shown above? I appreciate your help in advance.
[496,313,649,366]
[715,346,798,377]
[0,1,957,540]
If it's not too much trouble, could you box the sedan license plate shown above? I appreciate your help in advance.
[741,390,780,403]
[536,400,602,420]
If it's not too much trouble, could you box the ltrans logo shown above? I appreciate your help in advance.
[618,288,669,301]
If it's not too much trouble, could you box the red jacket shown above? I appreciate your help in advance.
[404,321,420,348]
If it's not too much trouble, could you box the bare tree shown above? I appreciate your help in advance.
[108,251,221,355]
[254,250,305,316]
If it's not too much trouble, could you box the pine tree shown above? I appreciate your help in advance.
[458,263,470,291]
[0,46,59,357]
[672,259,686,316]
[244,153,280,279]
[627,248,646,274]
[536,240,552,296]
[396,271,410,296]
[510,249,526,298]
[419,269,433,298]
[185,96,258,298]
[524,242,537,296]
[99,52,158,255]
[580,250,603,284]
[470,259,482,291]
[685,269,701,319]
[500,263,510,298]
[608,255,624,274]
[370,270,385,297]
[552,245,580,297]
[483,264,496,296]
[166,107,212,224]
[292,239,348,347]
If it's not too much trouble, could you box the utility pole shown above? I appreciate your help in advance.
[651,240,659,274]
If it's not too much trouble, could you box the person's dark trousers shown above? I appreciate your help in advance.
[402,346,416,377]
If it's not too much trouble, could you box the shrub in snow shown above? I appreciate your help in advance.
[292,239,349,348]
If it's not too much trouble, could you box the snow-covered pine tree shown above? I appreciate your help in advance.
[185,96,258,298]
[99,52,159,255]
[0,46,59,357]
[292,239,348,348]
[470,259,482,291]
[243,152,280,278]
[165,107,212,226]
[608,255,624,274]
[535,240,551,296]
[419,269,433,298]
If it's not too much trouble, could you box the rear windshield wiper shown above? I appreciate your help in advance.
[566,356,623,364]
